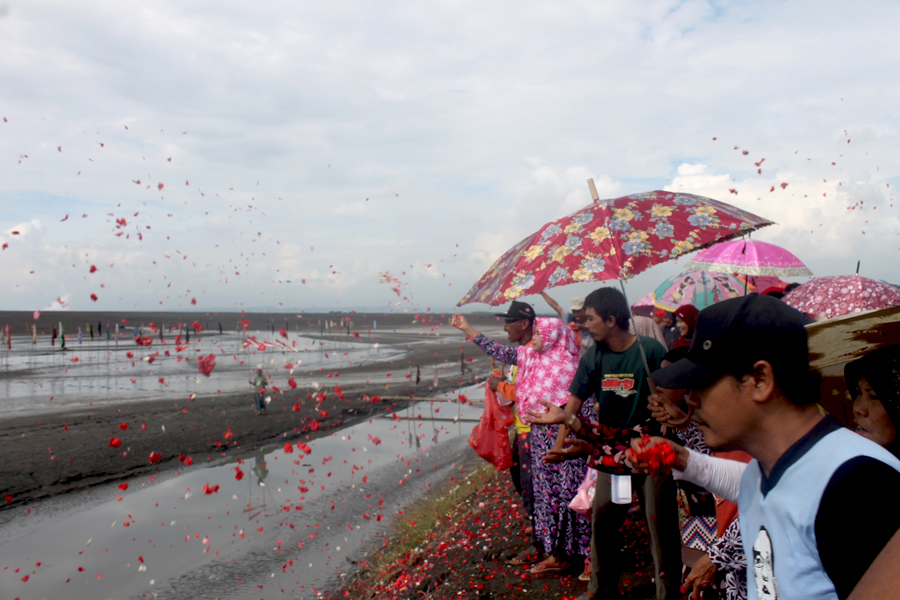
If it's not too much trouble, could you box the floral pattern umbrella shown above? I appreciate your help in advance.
[631,273,785,314]
[651,269,759,311]
[457,190,774,306]
[783,275,900,319]
[684,239,812,277]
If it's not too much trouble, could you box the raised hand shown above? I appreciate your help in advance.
[626,436,688,474]
[648,392,692,428]
[451,314,478,338]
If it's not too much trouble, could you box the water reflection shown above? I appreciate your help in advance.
[0,331,405,415]
[0,401,482,599]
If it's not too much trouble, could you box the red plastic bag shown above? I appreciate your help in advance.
[468,385,515,469]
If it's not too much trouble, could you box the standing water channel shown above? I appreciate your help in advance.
[0,400,484,599]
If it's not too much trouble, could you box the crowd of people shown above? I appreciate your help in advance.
[452,288,900,600]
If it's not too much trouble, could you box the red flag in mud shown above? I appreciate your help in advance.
[109,437,123,448]
[149,452,162,463]
[202,483,219,494]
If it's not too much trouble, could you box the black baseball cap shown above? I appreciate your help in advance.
[497,300,535,322]
[651,295,809,391]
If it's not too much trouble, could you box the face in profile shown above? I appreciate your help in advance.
[853,376,897,449]
[530,328,544,353]
[753,527,777,600]
[503,319,530,344]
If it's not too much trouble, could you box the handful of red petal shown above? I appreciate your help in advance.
[197,353,216,377]
[627,435,678,476]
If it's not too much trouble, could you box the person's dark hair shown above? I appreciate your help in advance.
[785,282,802,293]
[845,345,900,444]
[584,288,630,330]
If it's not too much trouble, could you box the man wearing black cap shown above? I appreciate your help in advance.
[651,295,900,600]
[452,300,540,563]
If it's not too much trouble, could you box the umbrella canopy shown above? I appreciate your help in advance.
[630,274,784,315]
[684,239,812,277]
[651,269,758,311]
[783,275,900,319]
[806,306,900,427]
[457,190,774,306]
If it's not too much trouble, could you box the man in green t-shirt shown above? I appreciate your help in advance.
[541,288,680,600]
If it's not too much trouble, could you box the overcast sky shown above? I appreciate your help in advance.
[1,0,898,315]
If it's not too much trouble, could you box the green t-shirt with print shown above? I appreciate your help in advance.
[568,335,666,429]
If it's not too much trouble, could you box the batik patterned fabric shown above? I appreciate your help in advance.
[473,333,518,365]
[529,400,596,559]
[708,519,747,600]
[678,422,747,600]
[457,190,774,307]
[515,318,578,415]
[576,417,652,476]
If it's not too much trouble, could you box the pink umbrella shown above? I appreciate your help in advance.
[684,239,812,277]
[783,275,900,319]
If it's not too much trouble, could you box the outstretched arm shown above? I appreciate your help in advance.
[540,291,565,321]
[452,314,518,365]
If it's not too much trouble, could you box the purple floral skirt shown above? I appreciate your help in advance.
[530,402,595,559]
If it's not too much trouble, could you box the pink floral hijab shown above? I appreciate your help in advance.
[515,317,579,415]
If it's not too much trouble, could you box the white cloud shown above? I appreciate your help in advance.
[1,0,900,310]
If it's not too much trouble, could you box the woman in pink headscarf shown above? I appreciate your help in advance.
[517,317,595,576]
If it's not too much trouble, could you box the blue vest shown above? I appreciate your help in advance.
[739,427,900,600]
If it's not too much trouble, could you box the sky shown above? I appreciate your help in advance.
[1,0,898,315]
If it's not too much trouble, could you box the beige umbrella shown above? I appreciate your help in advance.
[807,306,900,427]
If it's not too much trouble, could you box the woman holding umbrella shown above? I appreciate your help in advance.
[452,313,594,577]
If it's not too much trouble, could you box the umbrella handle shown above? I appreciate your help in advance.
[665,405,694,428]
[620,281,658,396]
